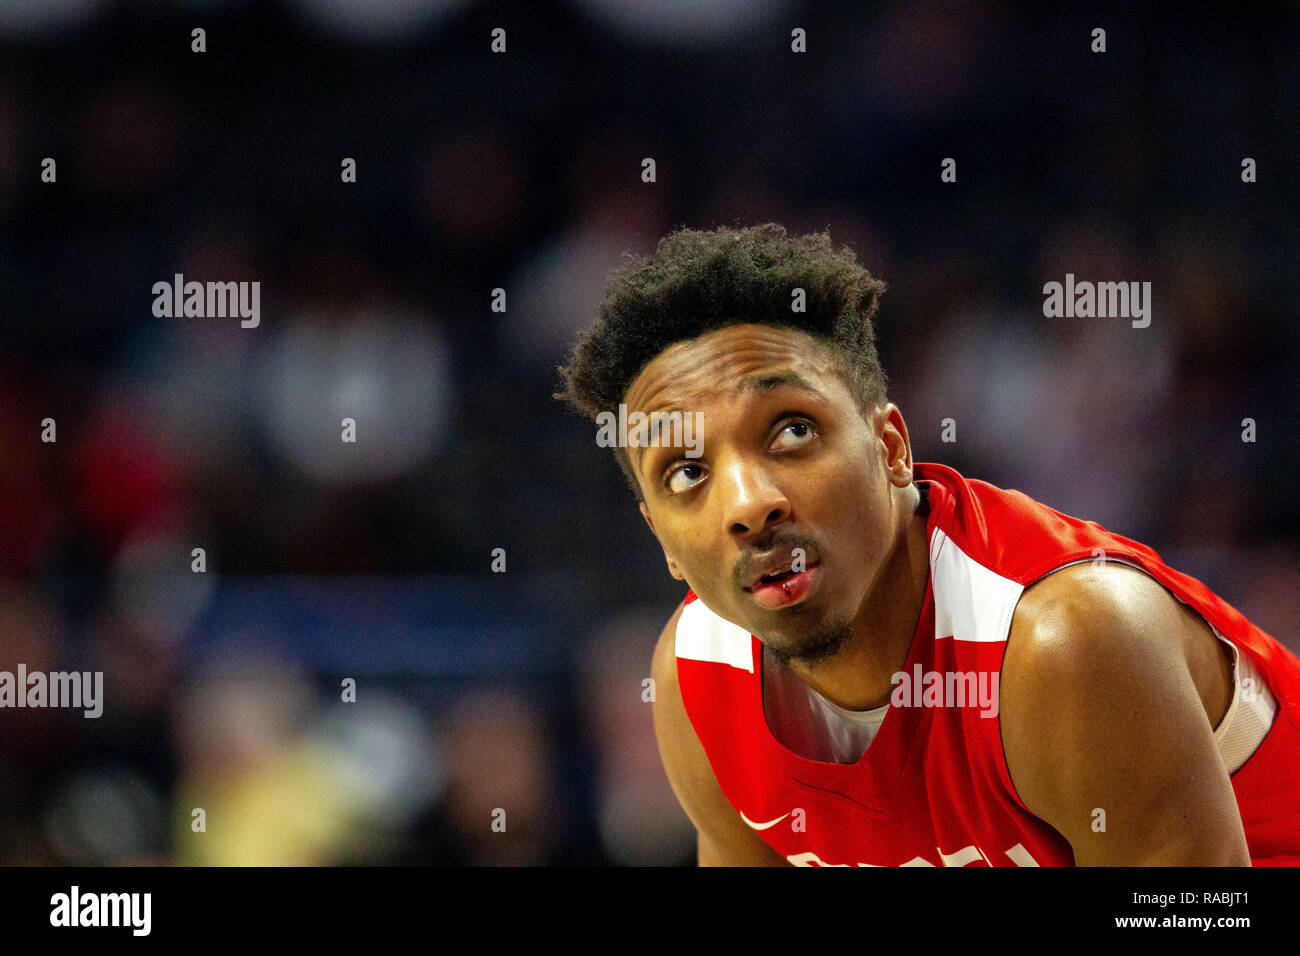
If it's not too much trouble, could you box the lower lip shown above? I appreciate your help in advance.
[749,566,821,609]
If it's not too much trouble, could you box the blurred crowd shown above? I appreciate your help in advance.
[0,1,1296,864]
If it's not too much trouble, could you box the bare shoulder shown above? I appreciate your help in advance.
[1002,561,1185,728]
[1012,560,1184,635]
[650,600,685,691]
[1002,561,1209,734]
[1006,561,1232,725]
[998,561,1246,864]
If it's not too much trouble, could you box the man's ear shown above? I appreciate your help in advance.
[639,501,685,580]
[877,403,915,488]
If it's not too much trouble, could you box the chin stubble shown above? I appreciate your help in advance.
[765,615,854,670]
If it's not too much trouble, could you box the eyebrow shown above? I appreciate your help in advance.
[734,371,824,397]
[632,370,827,477]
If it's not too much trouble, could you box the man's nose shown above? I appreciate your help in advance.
[719,458,791,540]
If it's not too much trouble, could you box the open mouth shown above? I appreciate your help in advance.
[746,559,818,591]
[747,563,821,609]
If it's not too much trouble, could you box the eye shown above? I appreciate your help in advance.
[771,418,817,450]
[665,462,706,494]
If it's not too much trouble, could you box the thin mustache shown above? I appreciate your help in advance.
[734,533,820,589]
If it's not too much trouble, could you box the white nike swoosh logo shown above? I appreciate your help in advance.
[739,809,792,830]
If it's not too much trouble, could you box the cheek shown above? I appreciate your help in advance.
[821,463,892,556]
[818,450,876,508]
[671,537,740,605]
[664,532,720,587]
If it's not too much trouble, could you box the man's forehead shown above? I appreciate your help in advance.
[623,324,837,410]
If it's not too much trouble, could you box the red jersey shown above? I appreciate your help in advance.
[674,461,1300,865]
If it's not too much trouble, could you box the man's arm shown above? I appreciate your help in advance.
[999,563,1250,865]
[650,602,791,866]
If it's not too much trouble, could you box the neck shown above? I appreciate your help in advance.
[788,483,931,711]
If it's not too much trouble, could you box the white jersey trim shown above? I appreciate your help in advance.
[675,597,755,673]
[929,528,1025,644]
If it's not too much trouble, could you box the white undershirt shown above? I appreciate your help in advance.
[1212,631,1277,775]
[762,646,891,764]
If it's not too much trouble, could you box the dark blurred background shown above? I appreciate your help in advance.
[0,0,1297,865]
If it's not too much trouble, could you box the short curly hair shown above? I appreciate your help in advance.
[555,223,889,499]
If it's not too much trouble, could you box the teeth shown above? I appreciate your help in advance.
[752,554,814,589]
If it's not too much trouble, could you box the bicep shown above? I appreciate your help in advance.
[651,606,791,867]
[1001,569,1249,866]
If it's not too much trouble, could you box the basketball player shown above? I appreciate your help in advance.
[556,223,1300,866]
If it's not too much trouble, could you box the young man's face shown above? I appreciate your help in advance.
[625,323,917,666]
